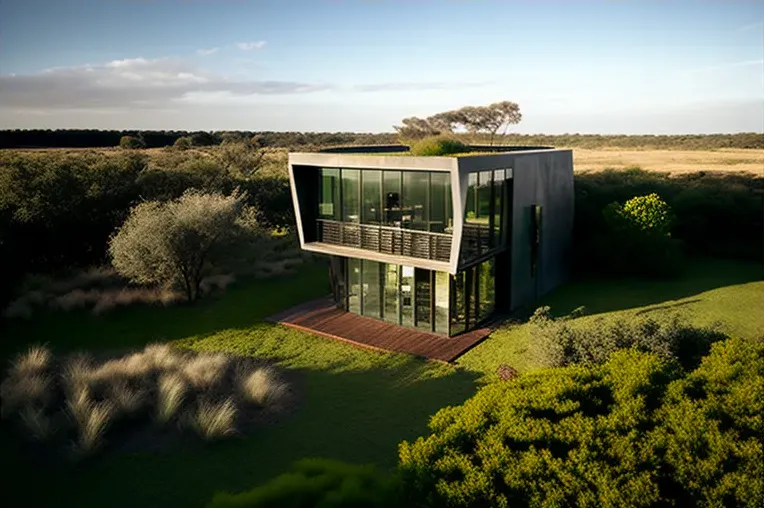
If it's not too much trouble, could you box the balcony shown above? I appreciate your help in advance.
[317,219,452,263]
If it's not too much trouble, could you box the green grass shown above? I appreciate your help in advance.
[458,258,763,379]
[1,257,759,507]
[0,263,477,508]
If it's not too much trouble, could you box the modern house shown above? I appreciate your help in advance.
[287,148,574,337]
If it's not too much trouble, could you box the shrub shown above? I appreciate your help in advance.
[156,373,187,424]
[173,136,194,150]
[189,398,238,440]
[398,339,764,507]
[238,367,287,407]
[528,307,725,370]
[207,458,400,508]
[108,189,264,301]
[409,136,469,156]
[18,405,56,441]
[119,135,146,149]
[601,193,682,276]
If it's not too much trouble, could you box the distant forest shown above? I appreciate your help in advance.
[0,130,762,150]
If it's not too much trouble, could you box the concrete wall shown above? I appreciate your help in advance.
[509,150,574,310]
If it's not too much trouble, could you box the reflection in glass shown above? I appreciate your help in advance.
[383,170,402,227]
[362,170,382,225]
[479,170,494,248]
[362,260,381,319]
[478,259,495,321]
[348,258,361,313]
[429,172,451,233]
[342,169,360,223]
[400,266,414,327]
[434,271,449,334]
[383,263,399,324]
[493,169,505,245]
[403,171,428,231]
[415,268,431,331]
[463,172,481,260]
[319,168,340,220]
[450,272,466,335]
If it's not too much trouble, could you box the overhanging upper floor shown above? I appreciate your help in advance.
[288,149,572,274]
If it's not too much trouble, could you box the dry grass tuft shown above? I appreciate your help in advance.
[182,353,230,390]
[108,381,148,415]
[189,398,238,440]
[1,374,53,417]
[19,405,56,441]
[67,388,115,455]
[239,367,288,407]
[143,343,184,371]
[156,373,187,424]
[10,345,52,377]
[61,354,93,397]
[89,353,153,385]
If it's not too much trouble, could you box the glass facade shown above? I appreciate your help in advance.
[461,168,510,262]
[333,256,495,336]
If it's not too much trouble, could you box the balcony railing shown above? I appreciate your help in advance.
[317,219,452,263]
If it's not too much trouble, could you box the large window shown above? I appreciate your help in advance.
[383,170,402,227]
[362,260,382,319]
[478,259,495,321]
[430,172,451,233]
[362,170,382,225]
[342,169,360,223]
[434,271,450,334]
[402,171,428,231]
[383,264,399,324]
[414,268,431,330]
[450,271,467,335]
[319,168,341,220]
[400,266,415,328]
[348,258,361,313]
[461,168,511,262]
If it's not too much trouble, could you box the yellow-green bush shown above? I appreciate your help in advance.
[409,137,468,156]
[398,338,764,507]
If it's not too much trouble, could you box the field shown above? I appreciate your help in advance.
[6,144,764,176]
[1,256,761,508]
[572,147,764,174]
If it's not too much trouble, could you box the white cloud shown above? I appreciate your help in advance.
[197,47,219,56]
[0,57,333,112]
[236,41,267,51]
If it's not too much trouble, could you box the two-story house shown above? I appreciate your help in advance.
[288,148,574,337]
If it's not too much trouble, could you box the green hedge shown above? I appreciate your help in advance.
[574,169,763,270]
[398,338,764,507]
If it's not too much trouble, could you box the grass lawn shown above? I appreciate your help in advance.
[458,257,763,379]
[1,257,760,507]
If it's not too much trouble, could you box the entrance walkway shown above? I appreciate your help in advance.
[267,297,491,363]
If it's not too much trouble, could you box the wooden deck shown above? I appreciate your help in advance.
[267,298,491,363]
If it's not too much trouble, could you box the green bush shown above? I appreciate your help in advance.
[409,136,469,156]
[600,193,682,276]
[573,168,763,271]
[207,458,399,508]
[173,136,193,150]
[119,135,145,150]
[528,307,726,370]
[398,338,764,507]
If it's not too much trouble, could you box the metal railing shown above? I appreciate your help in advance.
[317,219,452,262]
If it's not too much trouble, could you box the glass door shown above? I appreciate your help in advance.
[383,264,400,324]
[414,268,431,331]
[400,266,415,328]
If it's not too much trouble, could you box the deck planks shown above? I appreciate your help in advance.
[267,298,491,362]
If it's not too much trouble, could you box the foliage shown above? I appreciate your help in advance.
[109,189,264,301]
[1,342,293,459]
[119,135,146,149]
[207,458,400,508]
[394,102,522,145]
[409,137,469,156]
[600,193,682,276]
[173,136,194,150]
[399,339,764,507]
[214,139,266,178]
[574,168,763,268]
[528,306,726,370]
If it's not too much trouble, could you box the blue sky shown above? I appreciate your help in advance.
[1,0,762,133]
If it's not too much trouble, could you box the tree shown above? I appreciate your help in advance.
[173,136,193,151]
[109,189,263,301]
[393,117,442,141]
[213,140,265,178]
[119,135,146,150]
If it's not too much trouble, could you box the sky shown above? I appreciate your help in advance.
[0,0,762,134]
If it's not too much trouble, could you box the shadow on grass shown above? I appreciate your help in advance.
[0,263,332,362]
[0,355,479,508]
[532,258,762,318]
